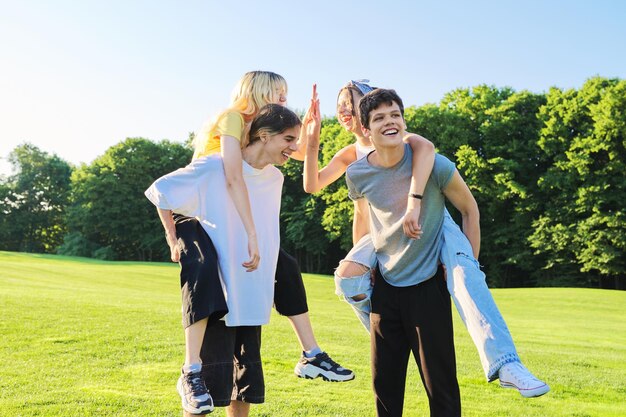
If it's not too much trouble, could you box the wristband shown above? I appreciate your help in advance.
[409,193,423,200]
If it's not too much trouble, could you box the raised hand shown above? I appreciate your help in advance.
[292,84,320,161]
[304,85,321,141]
[302,84,318,123]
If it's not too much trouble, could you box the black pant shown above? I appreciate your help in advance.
[370,267,461,417]
[274,248,309,316]
[199,322,265,406]
[173,215,308,327]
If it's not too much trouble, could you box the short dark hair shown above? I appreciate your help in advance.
[358,89,405,129]
[247,104,302,146]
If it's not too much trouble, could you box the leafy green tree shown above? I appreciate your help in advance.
[279,158,338,272]
[66,138,192,261]
[531,77,626,288]
[404,103,472,157]
[0,143,72,253]
[406,88,547,287]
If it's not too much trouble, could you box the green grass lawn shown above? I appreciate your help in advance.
[1,251,625,416]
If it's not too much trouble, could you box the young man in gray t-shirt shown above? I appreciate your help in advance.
[345,88,481,417]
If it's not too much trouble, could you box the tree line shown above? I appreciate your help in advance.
[1,77,624,289]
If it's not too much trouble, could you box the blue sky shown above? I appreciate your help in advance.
[1,0,625,175]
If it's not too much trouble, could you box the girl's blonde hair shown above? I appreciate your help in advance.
[194,71,288,153]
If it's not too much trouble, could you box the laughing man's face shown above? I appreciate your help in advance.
[363,101,406,149]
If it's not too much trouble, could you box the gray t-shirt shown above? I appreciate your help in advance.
[346,144,455,286]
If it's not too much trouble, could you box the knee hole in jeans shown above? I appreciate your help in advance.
[336,261,370,302]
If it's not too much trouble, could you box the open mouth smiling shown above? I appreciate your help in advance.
[383,128,399,136]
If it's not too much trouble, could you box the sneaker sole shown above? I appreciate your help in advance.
[500,381,550,398]
[294,364,355,382]
[183,410,214,416]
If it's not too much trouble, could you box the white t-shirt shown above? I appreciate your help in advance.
[145,154,283,326]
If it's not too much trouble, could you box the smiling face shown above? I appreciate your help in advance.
[362,101,406,150]
[263,125,300,165]
[271,85,288,107]
[336,87,363,134]
[247,104,302,167]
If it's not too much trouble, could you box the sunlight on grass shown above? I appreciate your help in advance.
[1,251,624,416]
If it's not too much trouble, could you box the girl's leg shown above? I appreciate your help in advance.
[184,318,208,366]
[175,215,226,414]
[335,261,370,301]
[333,234,377,332]
[286,313,317,351]
[334,260,373,331]
[441,211,549,396]
[275,248,354,382]
[176,215,227,359]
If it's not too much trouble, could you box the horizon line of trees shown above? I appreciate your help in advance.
[1,77,624,289]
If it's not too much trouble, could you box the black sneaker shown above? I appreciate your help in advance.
[294,351,355,382]
[177,368,214,414]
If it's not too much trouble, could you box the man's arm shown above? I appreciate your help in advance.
[442,171,481,258]
[352,197,370,245]
[157,208,180,262]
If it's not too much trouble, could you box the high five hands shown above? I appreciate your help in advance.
[302,84,320,146]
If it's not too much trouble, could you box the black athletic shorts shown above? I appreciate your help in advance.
[174,214,228,328]
[274,248,309,316]
[199,322,264,406]
[174,215,309,322]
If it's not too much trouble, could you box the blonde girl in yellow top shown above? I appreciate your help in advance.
[192,71,290,270]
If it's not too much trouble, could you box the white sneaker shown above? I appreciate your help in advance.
[499,362,550,398]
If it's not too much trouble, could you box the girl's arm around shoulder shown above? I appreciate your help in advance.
[402,133,436,239]
[221,135,260,271]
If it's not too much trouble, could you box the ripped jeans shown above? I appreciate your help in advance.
[334,234,377,331]
[334,211,521,381]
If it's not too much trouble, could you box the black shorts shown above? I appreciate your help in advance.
[174,214,228,328]
[274,248,309,316]
[199,322,265,406]
[175,215,308,322]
